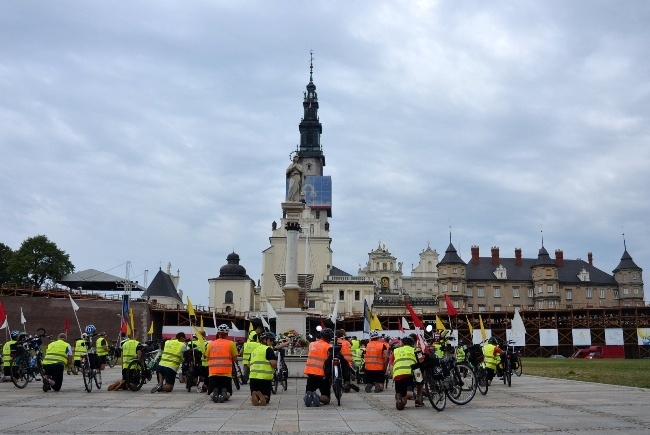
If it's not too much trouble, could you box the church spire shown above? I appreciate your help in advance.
[298,51,324,165]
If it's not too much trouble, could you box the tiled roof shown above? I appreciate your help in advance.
[142,269,182,302]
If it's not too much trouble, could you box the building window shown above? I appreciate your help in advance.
[467,288,473,297]
[634,287,639,295]
[599,289,605,299]
[586,288,592,298]
[308,300,316,308]
[513,287,519,298]
[494,288,500,298]
[548,300,555,309]
[537,285,543,294]
[528,288,534,298]
[467,306,473,313]
[494,305,501,312]
[538,301,544,309]
[632,273,638,280]
[614,290,619,299]
[623,287,629,295]
[478,288,485,297]
[339,290,345,301]
[547,285,553,293]
[453,268,458,275]
[454,300,459,308]
[546,269,552,277]
[537,270,541,277]
[225,291,233,304]
[354,290,360,301]
[452,284,458,292]
[442,268,447,275]
[566,290,572,300]
[442,284,448,293]
[478,305,485,312]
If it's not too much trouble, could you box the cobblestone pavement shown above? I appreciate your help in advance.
[0,366,648,434]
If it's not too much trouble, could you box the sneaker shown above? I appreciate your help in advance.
[304,391,313,407]
[365,383,373,393]
[252,391,260,406]
[42,382,51,392]
[374,383,382,393]
[395,394,405,410]
[211,392,219,403]
[415,400,425,408]
[348,383,360,392]
[151,381,163,393]
[311,393,321,407]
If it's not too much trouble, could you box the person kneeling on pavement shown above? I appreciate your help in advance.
[392,336,420,410]
[364,330,388,393]
[303,327,336,407]
[153,332,187,393]
[206,324,238,403]
[249,331,280,406]
[42,333,73,392]
[108,334,142,391]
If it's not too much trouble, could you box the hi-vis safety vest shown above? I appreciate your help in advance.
[207,339,234,377]
[96,337,109,356]
[122,339,140,366]
[392,345,416,378]
[364,340,385,371]
[2,340,16,367]
[482,343,499,370]
[249,344,274,380]
[337,338,353,366]
[159,340,185,371]
[304,340,331,377]
[73,339,86,361]
[456,346,466,362]
[43,340,69,365]
[242,341,259,366]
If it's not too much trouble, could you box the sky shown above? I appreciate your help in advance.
[1,1,649,307]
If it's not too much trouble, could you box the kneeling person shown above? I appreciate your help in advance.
[154,332,186,393]
[206,324,238,403]
[249,331,278,406]
[42,333,73,392]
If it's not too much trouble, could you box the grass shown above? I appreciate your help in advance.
[522,357,650,389]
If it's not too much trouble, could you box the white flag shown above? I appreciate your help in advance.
[511,308,527,335]
[260,312,270,329]
[20,307,26,325]
[330,299,339,323]
[69,294,80,312]
[401,317,411,331]
[231,321,239,331]
[266,301,278,319]
[0,318,7,329]
[212,309,218,336]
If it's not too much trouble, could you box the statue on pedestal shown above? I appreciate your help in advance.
[286,154,304,202]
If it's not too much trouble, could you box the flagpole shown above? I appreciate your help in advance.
[72,301,83,337]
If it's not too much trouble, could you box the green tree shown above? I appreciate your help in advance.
[0,242,13,284]
[7,235,74,288]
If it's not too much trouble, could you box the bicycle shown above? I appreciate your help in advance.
[79,337,102,392]
[466,344,489,396]
[497,339,517,387]
[271,348,288,395]
[127,341,161,392]
[10,330,48,389]
[423,354,477,412]
[181,348,203,393]
[106,341,121,368]
[329,343,345,406]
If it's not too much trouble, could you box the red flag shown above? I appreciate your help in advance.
[0,301,7,329]
[398,318,403,333]
[444,295,459,316]
[403,301,424,329]
[64,316,69,334]
[319,316,325,329]
[120,318,129,334]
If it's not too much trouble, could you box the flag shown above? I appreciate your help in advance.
[260,313,270,329]
[122,294,129,314]
[20,307,26,325]
[363,300,371,333]
[414,326,426,350]
[444,294,458,316]
[231,322,239,331]
[187,297,195,317]
[435,315,446,331]
[370,313,383,330]
[398,318,403,333]
[64,316,69,334]
[200,316,204,332]
[466,315,473,336]
[330,299,338,323]
[148,321,154,335]
[69,294,79,312]
[403,301,424,329]
[319,316,325,329]
[120,318,129,334]
[266,301,278,319]
[248,322,253,333]
[129,308,135,335]
[401,317,411,331]
[192,326,205,347]
[479,315,487,342]
[511,308,527,335]
[0,302,7,329]
[212,309,218,335]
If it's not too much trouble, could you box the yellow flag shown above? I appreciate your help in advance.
[200,316,204,332]
[148,321,154,335]
[192,326,205,348]
[370,312,383,330]
[479,315,487,342]
[466,315,473,337]
[249,322,253,332]
[435,315,444,331]
[187,296,195,317]
[129,308,135,335]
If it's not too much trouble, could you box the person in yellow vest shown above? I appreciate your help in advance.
[71,336,87,376]
[96,332,109,371]
[205,324,238,402]
[248,324,264,343]
[482,336,504,385]
[249,331,278,406]
[303,327,334,407]
[199,330,209,392]
[392,336,417,410]
[108,334,142,391]
[42,333,73,392]
[364,330,387,393]
[153,332,187,393]
[240,332,259,384]
[2,330,20,382]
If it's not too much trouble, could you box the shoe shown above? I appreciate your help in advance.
[151,381,163,393]
[311,393,321,407]
[374,383,382,393]
[42,382,51,392]
[211,392,219,403]
[304,391,312,407]
[415,400,425,407]
[396,394,405,410]
[252,391,260,406]
[365,383,373,393]
[218,388,226,403]
[257,391,267,406]
[349,383,360,392]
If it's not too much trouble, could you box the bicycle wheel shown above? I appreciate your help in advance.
[281,366,288,391]
[514,356,522,377]
[94,368,102,389]
[333,377,342,406]
[271,371,278,394]
[127,360,145,391]
[447,363,477,405]
[424,375,446,412]
[10,357,29,389]
[506,365,512,387]
[82,362,93,392]
[477,367,489,396]
[107,350,118,368]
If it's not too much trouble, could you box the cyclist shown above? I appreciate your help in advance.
[392,335,417,410]
[83,325,100,373]
[249,331,278,406]
[248,323,264,342]
[198,330,209,392]
[108,333,142,391]
[364,330,387,393]
[240,331,259,383]
[2,330,20,382]
[482,336,504,385]
[303,327,333,407]
[153,332,187,393]
[71,334,88,376]
[96,332,109,371]
[205,324,238,402]
[42,333,73,392]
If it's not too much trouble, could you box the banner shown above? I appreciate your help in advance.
[539,329,558,346]
[506,328,526,347]
[638,328,650,346]
[604,328,624,345]
[472,329,491,344]
[572,328,591,346]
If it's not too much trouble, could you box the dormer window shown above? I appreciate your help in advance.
[578,268,590,282]
[494,264,507,280]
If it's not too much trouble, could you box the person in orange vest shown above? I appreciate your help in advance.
[303,327,334,407]
[364,330,388,393]
[335,329,359,392]
[205,324,238,402]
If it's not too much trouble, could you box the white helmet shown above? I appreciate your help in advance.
[369,330,380,339]
[217,324,230,333]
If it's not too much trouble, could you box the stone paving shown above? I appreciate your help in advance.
[0,366,648,434]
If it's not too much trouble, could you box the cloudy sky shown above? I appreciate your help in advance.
[2,1,648,306]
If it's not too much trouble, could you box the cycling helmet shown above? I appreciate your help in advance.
[320,328,334,337]
[217,324,230,333]
[487,336,498,345]
[369,330,380,339]
[260,331,276,342]
[401,336,415,346]
[10,330,20,339]
[85,324,96,334]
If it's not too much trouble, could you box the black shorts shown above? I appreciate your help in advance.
[305,374,331,397]
[156,366,177,385]
[98,355,107,366]
[249,378,272,401]
[394,376,414,398]
[3,366,12,377]
[365,369,385,385]
[207,375,232,396]
[43,363,64,391]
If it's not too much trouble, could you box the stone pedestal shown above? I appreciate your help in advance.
[281,201,305,309]
[276,307,308,338]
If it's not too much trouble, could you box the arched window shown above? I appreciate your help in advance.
[225,291,233,304]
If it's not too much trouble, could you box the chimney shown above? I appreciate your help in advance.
[555,249,564,267]
[588,252,593,266]
[471,245,480,265]
[515,248,522,267]
[491,246,499,265]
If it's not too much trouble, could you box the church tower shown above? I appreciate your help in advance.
[260,56,333,311]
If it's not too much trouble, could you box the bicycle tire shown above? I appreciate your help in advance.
[424,375,446,412]
[82,363,93,392]
[271,372,278,394]
[334,377,342,406]
[10,357,29,389]
[476,367,489,396]
[127,360,146,391]
[281,368,288,391]
[514,356,522,377]
[107,351,118,368]
[447,363,477,405]
[94,368,102,389]
[506,365,512,387]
